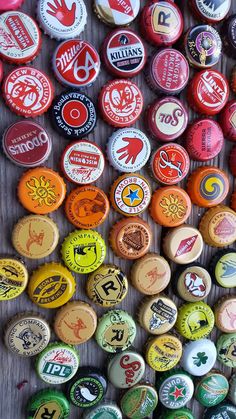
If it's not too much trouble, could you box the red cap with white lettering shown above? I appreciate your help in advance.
[0,0,24,11]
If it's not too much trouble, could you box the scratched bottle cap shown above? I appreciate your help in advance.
[28,262,76,309]
[145,334,182,371]
[3,67,54,118]
[98,79,143,128]
[36,342,80,385]
[214,295,236,333]
[61,230,106,274]
[65,186,109,229]
[109,217,152,260]
[229,374,236,405]
[160,408,195,419]
[53,39,100,88]
[107,350,145,389]
[186,119,224,161]
[190,0,231,23]
[37,0,87,40]
[131,253,171,295]
[199,205,236,247]
[0,0,24,11]
[146,97,188,142]
[229,146,236,176]
[95,309,136,353]
[101,29,147,78]
[146,49,189,95]
[4,312,50,357]
[150,143,190,185]
[217,333,236,367]
[140,0,183,46]
[173,263,212,302]
[94,0,140,27]
[120,384,158,419]
[107,128,151,173]
[203,403,236,419]
[219,100,236,142]
[61,140,105,185]
[12,215,59,259]
[180,339,217,376]
[26,389,70,419]
[163,225,203,264]
[86,264,128,308]
[0,257,28,301]
[82,402,122,419]
[18,167,66,214]
[157,370,194,409]
[54,301,97,345]
[176,302,215,340]
[222,14,236,58]
[0,11,41,64]
[187,166,229,208]
[209,248,236,288]
[110,173,151,217]
[195,371,229,407]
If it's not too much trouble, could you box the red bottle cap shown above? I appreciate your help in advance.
[229,145,236,177]
[3,67,54,118]
[0,11,41,64]
[0,60,3,83]
[185,119,224,161]
[140,0,183,46]
[0,0,24,12]
[189,0,231,23]
[146,97,188,142]
[2,121,52,167]
[53,39,100,88]
[187,70,229,116]
[98,79,143,128]
[101,29,146,78]
[146,49,189,95]
[219,100,236,142]
[150,143,190,185]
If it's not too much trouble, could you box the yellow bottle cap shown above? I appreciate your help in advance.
[0,258,28,301]
[145,334,182,371]
[199,205,236,247]
[138,295,177,335]
[176,302,215,340]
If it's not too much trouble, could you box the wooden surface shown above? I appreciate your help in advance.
[0,1,235,418]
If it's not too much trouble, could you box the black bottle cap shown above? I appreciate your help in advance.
[222,14,236,58]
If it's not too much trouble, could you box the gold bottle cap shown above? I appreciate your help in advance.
[145,334,182,372]
[199,205,236,247]
[214,295,236,333]
[138,295,177,335]
[163,225,203,264]
[0,257,28,301]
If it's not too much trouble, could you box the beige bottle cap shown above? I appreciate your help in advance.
[176,264,212,302]
[131,253,171,295]
[214,295,236,333]
[199,205,236,247]
[163,224,203,264]
[138,295,177,335]
[54,301,97,345]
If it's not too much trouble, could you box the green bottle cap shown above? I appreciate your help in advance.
[203,403,236,418]
[229,374,236,405]
[175,302,215,340]
[157,369,194,409]
[195,371,229,407]
[82,401,122,419]
[160,407,195,419]
[217,333,236,367]
[120,384,158,419]
[26,389,70,419]
[209,249,236,288]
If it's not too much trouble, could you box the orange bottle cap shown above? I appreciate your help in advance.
[199,205,236,247]
[163,224,203,264]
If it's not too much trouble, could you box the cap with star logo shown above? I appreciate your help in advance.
[157,369,194,409]
[120,384,158,418]
[195,370,229,407]
[180,339,217,376]
[93,0,140,27]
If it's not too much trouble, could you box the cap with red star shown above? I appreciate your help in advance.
[158,370,194,409]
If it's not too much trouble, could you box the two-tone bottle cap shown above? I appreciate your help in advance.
[26,389,70,419]
[158,370,194,409]
[195,371,229,407]
[83,402,122,419]
[203,403,236,419]
[94,0,140,26]
[229,146,236,176]
[190,0,231,23]
[219,100,236,142]
[180,339,217,376]
[120,384,158,418]
[176,302,215,340]
[199,205,236,247]
[146,334,182,371]
[107,350,145,389]
[214,296,236,333]
[0,0,24,11]
[209,248,236,288]
[222,14,236,58]
[174,264,212,302]
[0,257,28,301]
[163,225,203,264]
[138,295,178,335]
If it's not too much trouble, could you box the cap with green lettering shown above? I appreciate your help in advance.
[195,371,229,407]
[26,389,70,419]
[120,384,158,419]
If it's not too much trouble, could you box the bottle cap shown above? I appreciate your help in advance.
[86,264,128,307]
[120,384,158,418]
[53,39,100,88]
[209,248,236,288]
[145,334,182,371]
[37,0,87,40]
[199,205,236,247]
[140,1,183,46]
[184,25,222,69]
[26,389,70,419]
[190,0,231,23]
[138,295,177,335]
[109,217,152,260]
[98,79,143,128]
[28,262,76,309]
[61,140,105,185]
[0,11,41,64]
[82,402,122,419]
[195,371,229,407]
[222,14,236,58]
[146,49,189,95]
[180,339,217,376]
[94,0,140,26]
[101,29,146,78]
[61,230,106,274]
[150,186,192,227]
[214,296,236,333]
[0,0,24,11]
[95,309,136,353]
[229,374,236,405]
[150,143,190,185]
[229,146,236,176]
[107,350,145,389]
[65,186,109,229]
[4,312,50,357]
[0,60,3,83]
[146,97,188,142]
[0,257,28,301]
[231,65,236,94]
[54,301,97,345]
[36,342,79,385]
[163,224,203,264]
[107,128,151,173]
[67,367,107,408]
[17,167,66,214]
[231,191,236,212]
[219,100,236,142]
[3,67,54,117]
[203,403,236,419]
[12,215,59,259]
[174,264,212,302]
[185,119,224,161]
[187,69,229,115]
[176,302,215,340]
[52,90,97,139]
[131,253,171,295]
[157,370,194,409]
[110,173,151,217]
[2,121,52,167]
[187,166,229,207]
[160,408,195,419]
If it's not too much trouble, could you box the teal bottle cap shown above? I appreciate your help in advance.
[180,339,217,376]
[83,401,122,419]
[195,371,229,407]
[157,370,194,409]
[26,389,70,419]
[217,333,236,367]
[160,407,195,419]
[203,403,236,418]
[107,350,145,389]
[120,384,158,419]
